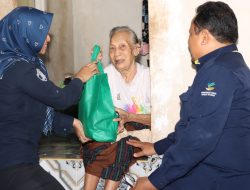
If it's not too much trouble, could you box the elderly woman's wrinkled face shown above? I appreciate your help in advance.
[109,31,136,72]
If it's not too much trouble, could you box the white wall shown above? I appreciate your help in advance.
[149,0,250,141]
[46,0,74,84]
[0,0,17,19]
[72,0,143,70]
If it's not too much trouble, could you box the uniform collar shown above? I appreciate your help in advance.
[193,44,238,71]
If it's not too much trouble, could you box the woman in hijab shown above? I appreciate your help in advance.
[0,7,96,190]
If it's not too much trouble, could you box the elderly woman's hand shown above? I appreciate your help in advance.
[97,50,103,62]
[113,117,125,133]
[91,47,103,62]
[115,108,130,123]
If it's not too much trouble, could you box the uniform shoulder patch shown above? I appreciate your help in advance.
[36,68,47,81]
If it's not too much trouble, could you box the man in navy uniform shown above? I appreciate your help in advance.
[128,1,250,190]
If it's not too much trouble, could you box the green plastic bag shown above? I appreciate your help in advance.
[78,45,118,142]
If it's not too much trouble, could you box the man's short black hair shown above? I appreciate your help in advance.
[193,1,238,44]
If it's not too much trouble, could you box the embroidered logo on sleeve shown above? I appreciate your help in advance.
[201,82,217,97]
[36,68,47,81]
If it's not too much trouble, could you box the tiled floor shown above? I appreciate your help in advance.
[38,133,161,190]
[38,133,131,189]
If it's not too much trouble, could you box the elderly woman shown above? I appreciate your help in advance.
[82,26,151,190]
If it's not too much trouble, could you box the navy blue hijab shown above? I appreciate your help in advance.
[0,6,53,78]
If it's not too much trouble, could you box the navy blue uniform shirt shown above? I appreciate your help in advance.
[149,44,250,190]
[0,60,83,170]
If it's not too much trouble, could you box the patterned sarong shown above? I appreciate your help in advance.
[82,136,139,181]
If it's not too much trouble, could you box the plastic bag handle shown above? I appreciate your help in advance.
[91,45,104,74]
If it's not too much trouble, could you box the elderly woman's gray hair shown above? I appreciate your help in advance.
[109,26,140,45]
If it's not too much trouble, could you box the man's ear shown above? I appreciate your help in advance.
[200,29,209,45]
[133,43,141,56]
